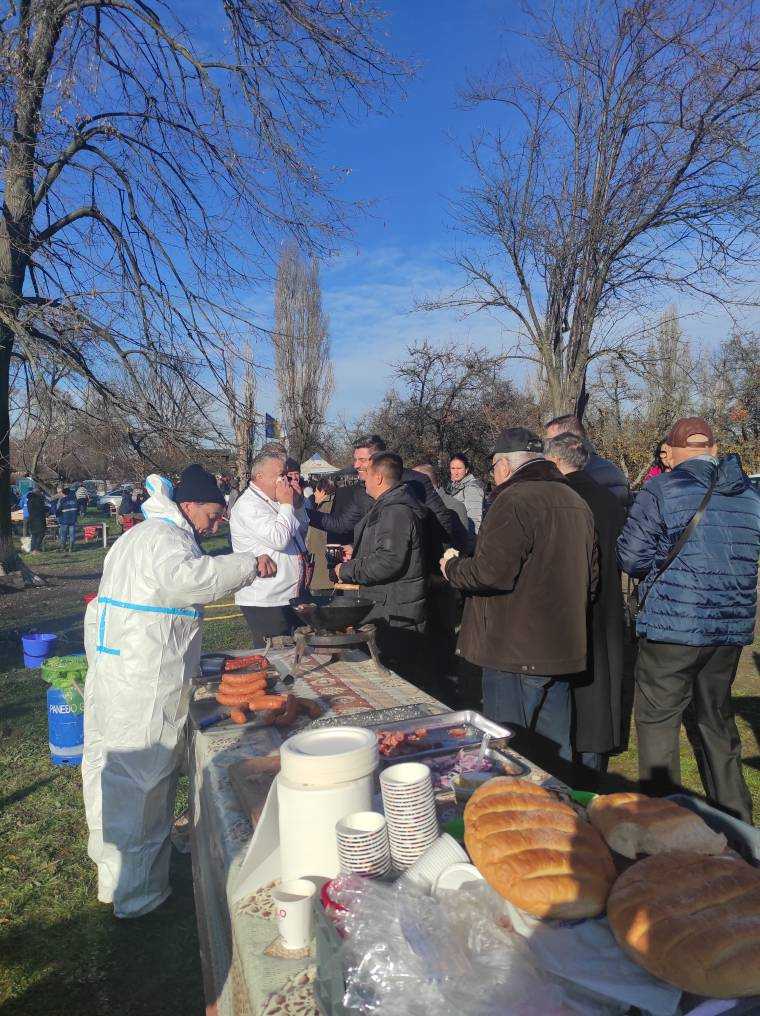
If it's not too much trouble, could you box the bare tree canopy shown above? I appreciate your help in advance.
[0,0,406,548]
[359,339,540,476]
[273,245,333,463]
[432,0,760,418]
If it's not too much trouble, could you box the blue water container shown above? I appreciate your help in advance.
[47,686,84,766]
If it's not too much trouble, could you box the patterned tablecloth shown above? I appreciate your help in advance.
[188,648,447,1016]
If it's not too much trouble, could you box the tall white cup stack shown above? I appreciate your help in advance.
[380,762,440,869]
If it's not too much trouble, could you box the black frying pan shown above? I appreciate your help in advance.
[290,588,374,631]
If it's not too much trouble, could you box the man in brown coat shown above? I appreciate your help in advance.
[441,428,598,762]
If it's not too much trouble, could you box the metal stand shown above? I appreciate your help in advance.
[292,623,385,676]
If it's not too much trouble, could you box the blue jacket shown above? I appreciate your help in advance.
[57,495,79,526]
[617,455,760,647]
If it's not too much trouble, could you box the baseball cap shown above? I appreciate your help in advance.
[665,417,715,448]
[492,427,544,455]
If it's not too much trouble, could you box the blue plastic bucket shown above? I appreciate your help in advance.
[22,632,58,669]
[47,687,84,766]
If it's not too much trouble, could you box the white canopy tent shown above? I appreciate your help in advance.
[299,454,338,476]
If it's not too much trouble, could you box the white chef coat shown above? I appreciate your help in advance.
[229,483,309,607]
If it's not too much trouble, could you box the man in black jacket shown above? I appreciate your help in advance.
[545,414,630,507]
[26,487,48,552]
[336,452,429,683]
[309,435,459,549]
[545,433,626,773]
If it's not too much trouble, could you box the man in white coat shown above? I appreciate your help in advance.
[81,465,276,918]
[230,445,310,645]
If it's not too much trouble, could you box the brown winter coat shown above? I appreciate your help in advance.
[446,459,598,676]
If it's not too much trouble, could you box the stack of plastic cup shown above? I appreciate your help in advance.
[380,762,440,869]
[335,811,391,877]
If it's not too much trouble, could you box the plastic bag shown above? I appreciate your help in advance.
[332,877,624,1015]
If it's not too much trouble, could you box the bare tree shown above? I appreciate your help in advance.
[0,0,406,563]
[432,0,760,418]
[221,342,257,486]
[361,339,540,477]
[273,246,333,463]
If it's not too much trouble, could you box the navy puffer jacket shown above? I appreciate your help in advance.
[617,455,760,647]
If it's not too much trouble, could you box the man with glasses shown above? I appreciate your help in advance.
[440,428,598,766]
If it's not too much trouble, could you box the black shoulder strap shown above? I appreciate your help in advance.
[638,475,717,611]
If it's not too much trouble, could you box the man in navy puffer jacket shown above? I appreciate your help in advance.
[617,418,759,823]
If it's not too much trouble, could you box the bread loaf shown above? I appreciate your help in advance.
[587,792,727,858]
[608,851,760,997]
[464,778,616,919]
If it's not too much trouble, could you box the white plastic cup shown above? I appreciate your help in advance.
[272,879,316,949]
[399,834,469,890]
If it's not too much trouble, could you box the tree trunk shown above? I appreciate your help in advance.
[0,327,12,549]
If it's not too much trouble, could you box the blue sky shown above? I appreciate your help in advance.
[253,0,758,425]
[252,0,517,421]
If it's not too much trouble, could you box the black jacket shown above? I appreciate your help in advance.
[447,459,598,675]
[26,490,47,532]
[564,470,626,753]
[338,483,429,628]
[308,469,459,549]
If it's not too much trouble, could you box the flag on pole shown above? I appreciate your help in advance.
[264,413,281,439]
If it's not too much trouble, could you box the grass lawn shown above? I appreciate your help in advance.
[0,524,758,1013]
[0,527,249,1016]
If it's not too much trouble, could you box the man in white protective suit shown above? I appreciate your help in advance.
[81,465,277,918]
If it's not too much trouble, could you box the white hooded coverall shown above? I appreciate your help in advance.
[81,475,261,918]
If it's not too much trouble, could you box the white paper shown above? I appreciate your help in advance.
[505,902,682,1016]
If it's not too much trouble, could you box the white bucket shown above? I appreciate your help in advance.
[278,772,374,881]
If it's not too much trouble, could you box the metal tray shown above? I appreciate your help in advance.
[364,709,512,764]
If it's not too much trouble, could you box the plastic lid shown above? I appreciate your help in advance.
[433,863,484,895]
[280,726,378,787]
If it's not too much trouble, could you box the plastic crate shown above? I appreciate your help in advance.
[313,901,347,1016]
[668,793,760,866]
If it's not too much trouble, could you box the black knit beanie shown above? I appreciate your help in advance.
[173,464,226,505]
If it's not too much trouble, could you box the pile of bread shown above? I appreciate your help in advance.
[464,778,760,999]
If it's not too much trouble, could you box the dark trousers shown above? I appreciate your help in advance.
[376,622,429,690]
[482,669,572,763]
[635,638,752,823]
[240,605,298,648]
[30,530,44,551]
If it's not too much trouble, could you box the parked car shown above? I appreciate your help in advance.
[82,478,107,497]
[98,484,135,512]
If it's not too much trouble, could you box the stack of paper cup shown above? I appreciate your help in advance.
[380,762,440,869]
[336,811,391,877]
[398,833,469,891]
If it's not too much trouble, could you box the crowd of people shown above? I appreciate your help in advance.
[77,412,759,918]
[226,416,759,825]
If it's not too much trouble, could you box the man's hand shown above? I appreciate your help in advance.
[440,547,460,580]
[314,487,330,507]
[256,554,277,578]
[334,561,342,581]
[274,475,295,506]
